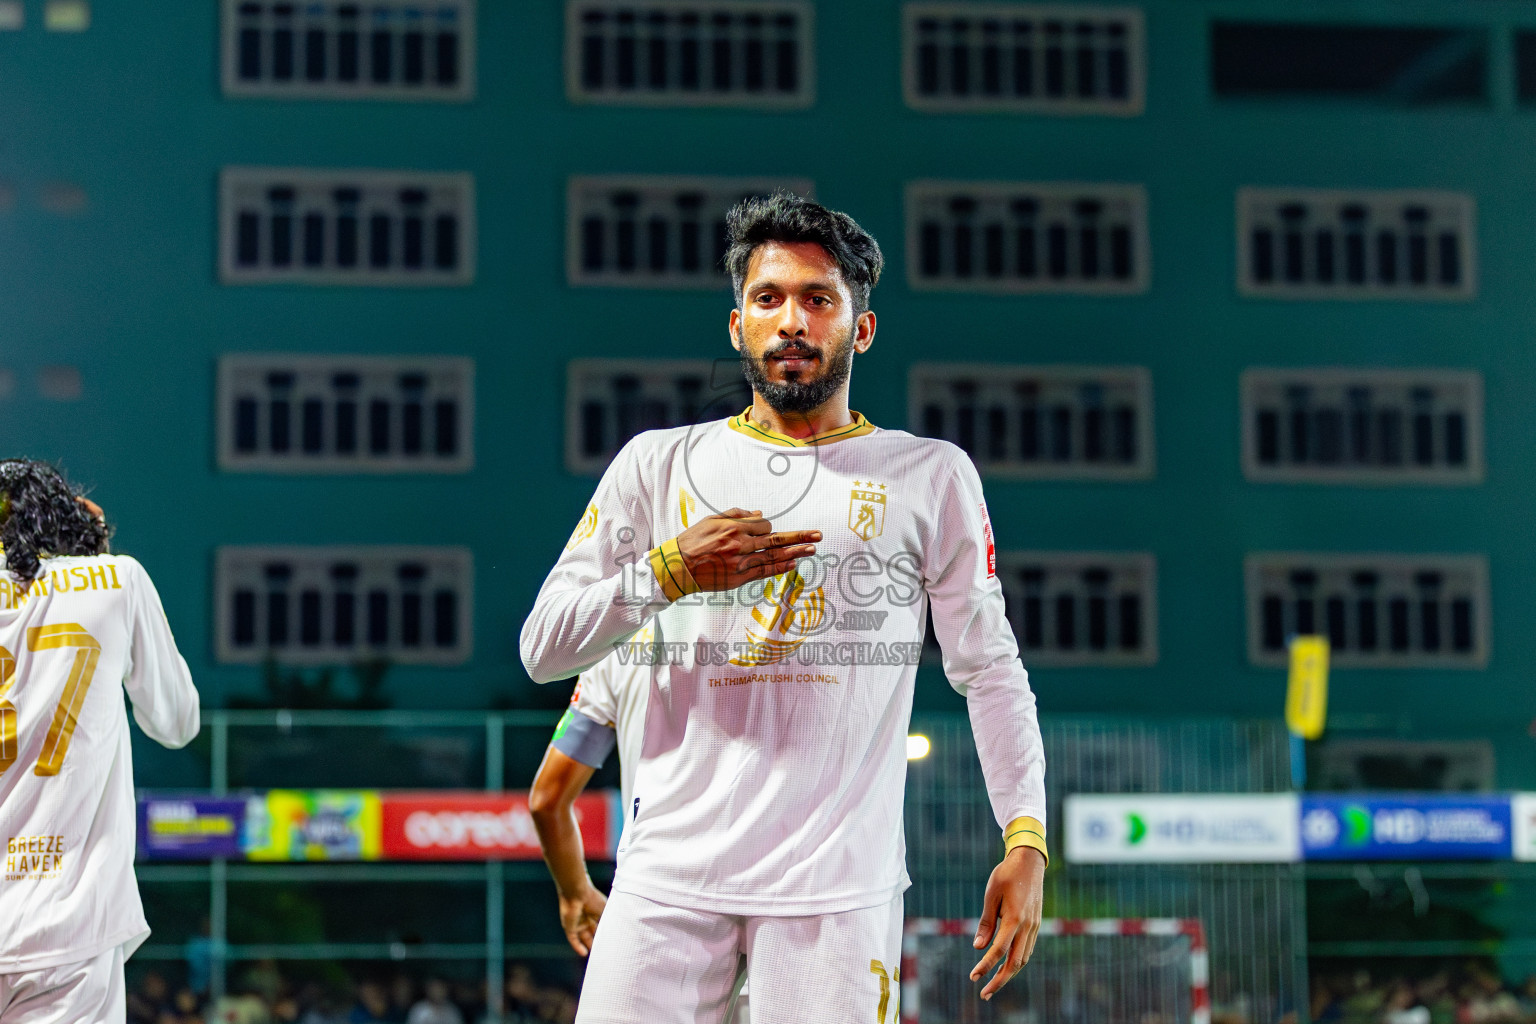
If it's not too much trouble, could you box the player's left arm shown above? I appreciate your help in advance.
[121,557,200,749]
[922,452,1048,1000]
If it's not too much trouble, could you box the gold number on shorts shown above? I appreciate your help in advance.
[26,624,101,776]
[0,646,16,776]
[870,960,901,1024]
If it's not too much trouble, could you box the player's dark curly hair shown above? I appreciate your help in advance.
[725,193,884,314]
[0,460,110,583]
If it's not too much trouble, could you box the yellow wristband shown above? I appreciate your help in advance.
[1003,816,1049,867]
[647,538,701,602]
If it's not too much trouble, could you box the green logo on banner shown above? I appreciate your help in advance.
[1343,805,1373,846]
[1127,813,1147,845]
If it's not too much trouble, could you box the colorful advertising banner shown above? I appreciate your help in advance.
[1300,794,1512,861]
[380,791,616,861]
[137,797,246,859]
[243,790,383,861]
[1064,794,1301,864]
[137,790,623,862]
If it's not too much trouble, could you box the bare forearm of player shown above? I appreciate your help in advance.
[528,748,599,899]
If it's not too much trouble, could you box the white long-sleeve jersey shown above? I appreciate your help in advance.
[520,411,1047,916]
[0,553,199,971]
[562,624,655,813]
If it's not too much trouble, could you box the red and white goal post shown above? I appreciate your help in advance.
[901,917,1210,1024]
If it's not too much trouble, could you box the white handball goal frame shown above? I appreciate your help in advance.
[901,917,1211,1024]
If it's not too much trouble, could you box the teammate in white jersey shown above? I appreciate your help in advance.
[529,625,750,1021]
[529,626,653,955]
[521,195,1048,1023]
[0,461,200,1023]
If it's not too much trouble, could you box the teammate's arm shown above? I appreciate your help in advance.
[121,558,199,748]
[922,453,1048,1000]
[529,735,606,956]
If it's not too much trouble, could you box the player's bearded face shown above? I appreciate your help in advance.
[737,321,856,414]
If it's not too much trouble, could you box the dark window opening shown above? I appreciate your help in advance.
[1211,23,1489,106]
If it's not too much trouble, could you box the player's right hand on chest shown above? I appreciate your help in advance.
[677,508,820,591]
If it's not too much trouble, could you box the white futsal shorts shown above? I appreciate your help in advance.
[0,945,125,1024]
[575,891,904,1024]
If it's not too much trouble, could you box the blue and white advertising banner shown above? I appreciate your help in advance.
[1300,794,1512,861]
[1065,794,1301,864]
[1505,794,1536,862]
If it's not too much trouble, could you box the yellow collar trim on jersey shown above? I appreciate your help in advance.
[726,408,876,448]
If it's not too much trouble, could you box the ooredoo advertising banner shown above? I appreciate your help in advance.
[1065,794,1301,863]
[1301,794,1512,861]
[380,791,616,861]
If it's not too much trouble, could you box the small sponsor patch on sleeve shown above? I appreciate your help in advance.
[979,502,996,578]
[565,503,599,551]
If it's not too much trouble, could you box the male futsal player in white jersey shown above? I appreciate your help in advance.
[529,625,749,1021]
[521,194,1048,1023]
[0,460,200,1022]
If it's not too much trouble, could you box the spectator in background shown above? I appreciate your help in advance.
[165,985,204,1024]
[1380,981,1429,1024]
[129,970,173,1023]
[1418,972,1456,1024]
[387,974,415,1023]
[451,979,483,1022]
[271,990,301,1024]
[1313,975,1343,1023]
[241,959,285,1007]
[348,980,391,1023]
[406,979,463,1024]
[1516,977,1536,1022]
[295,981,340,1024]
[185,918,216,997]
[1461,969,1521,1024]
[1343,970,1387,1022]
[505,964,540,1020]
[209,979,273,1024]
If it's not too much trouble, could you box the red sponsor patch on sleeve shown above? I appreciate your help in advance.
[979,502,996,578]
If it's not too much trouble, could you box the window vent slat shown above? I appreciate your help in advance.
[566,358,753,475]
[566,1,813,108]
[223,0,476,101]
[1242,368,1482,485]
[908,181,1149,294]
[220,167,475,286]
[904,4,1144,115]
[217,546,473,665]
[1246,553,1489,668]
[909,363,1153,479]
[1238,188,1475,300]
[568,175,813,288]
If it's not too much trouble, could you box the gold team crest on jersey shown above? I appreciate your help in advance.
[679,489,696,529]
[848,481,887,541]
[729,568,827,666]
[565,503,599,551]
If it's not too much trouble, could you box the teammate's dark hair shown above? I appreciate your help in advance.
[725,193,884,314]
[0,460,110,582]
